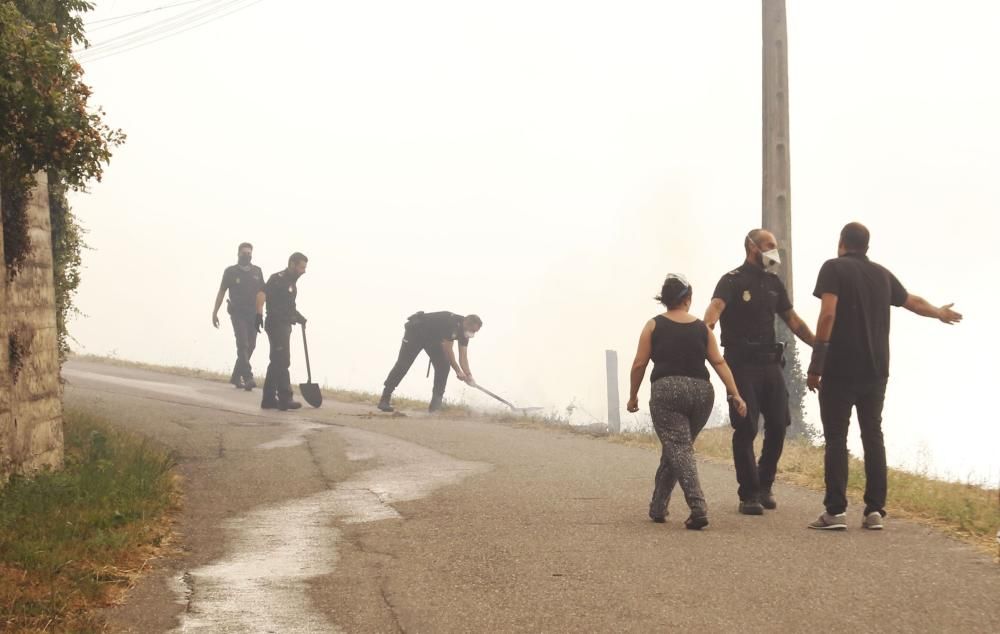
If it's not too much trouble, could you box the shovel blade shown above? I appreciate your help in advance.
[300,383,323,408]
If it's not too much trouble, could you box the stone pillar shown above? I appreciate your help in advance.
[1,172,64,482]
[762,0,793,301]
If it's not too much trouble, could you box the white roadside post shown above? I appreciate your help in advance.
[606,350,621,434]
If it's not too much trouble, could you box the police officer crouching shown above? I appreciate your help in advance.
[258,252,308,411]
[704,229,815,515]
[378,311,482,413]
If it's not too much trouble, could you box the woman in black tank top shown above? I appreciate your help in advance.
[626,275,747,529]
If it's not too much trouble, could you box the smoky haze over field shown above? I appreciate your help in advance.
[68,1,998,484]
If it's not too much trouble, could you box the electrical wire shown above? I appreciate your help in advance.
[78,0,266,62]
[84,0,209,30]
[79,0,231,56]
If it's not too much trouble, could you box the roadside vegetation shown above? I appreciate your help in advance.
[0,410,176,632]
[71,353,478,417]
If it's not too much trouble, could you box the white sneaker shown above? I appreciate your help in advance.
[807,512,847,530]
[862,512,884,530]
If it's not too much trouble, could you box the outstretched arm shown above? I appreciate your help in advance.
[458,345,473,384]
[442,340,468,381]
[706,327,747,417]
[780,308,815,347]
[903,295,963,324]
[807,293,839,391]
[626,320,655,412]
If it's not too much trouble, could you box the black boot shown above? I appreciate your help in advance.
[760,487,777,510]
[428,394,443,413]
[377,388,394,412]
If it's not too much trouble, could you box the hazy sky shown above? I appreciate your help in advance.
[68,1,999,484]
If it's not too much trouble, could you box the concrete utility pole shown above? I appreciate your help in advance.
[763,0,810,439]
[762,0,793,300]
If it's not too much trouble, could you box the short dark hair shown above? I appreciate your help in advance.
[655,277,691,309]
[465,314,483,328]
[238,242,253,251]
[745,228,765,252]
[840,222,870,253]
[288,252,308,266]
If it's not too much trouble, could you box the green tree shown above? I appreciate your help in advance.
[1,0,122,356]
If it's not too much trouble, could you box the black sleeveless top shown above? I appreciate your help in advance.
[650,315,710,382]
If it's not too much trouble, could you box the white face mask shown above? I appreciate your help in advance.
[464,330,476,340]
[761,248,781,269]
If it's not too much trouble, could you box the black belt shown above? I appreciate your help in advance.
[724,343,785,366]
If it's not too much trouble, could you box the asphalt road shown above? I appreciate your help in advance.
[62,360,1000,633]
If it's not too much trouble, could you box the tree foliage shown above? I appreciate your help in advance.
[1,0,121,358]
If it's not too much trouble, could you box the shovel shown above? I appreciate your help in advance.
[299,324,323,408]
[472,383,543,415]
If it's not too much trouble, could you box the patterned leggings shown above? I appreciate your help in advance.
[648,376,715,518]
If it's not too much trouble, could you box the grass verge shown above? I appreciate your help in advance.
[0,409,177,632]
[69,353,477,417]
[614,426,999,555]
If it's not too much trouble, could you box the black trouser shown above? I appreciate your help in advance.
[229,313,258,386]
[383,325,450,399]
[819,378,888,516]
[727,360,789,501]
[263,320,293,405]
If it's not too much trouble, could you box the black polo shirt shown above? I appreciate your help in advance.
[813,253,908,381]
[219,264,264,318]
[264,270,301,325]
[409,311,469,348]
[713,263,792,347]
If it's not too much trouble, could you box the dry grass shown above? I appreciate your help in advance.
[70,353,478,417]
[0,410,178,632]
[614,426,999,555]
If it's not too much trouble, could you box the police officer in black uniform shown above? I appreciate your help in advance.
[704,229,815,515]
[377,311,483,413]
[258,252,308,411]
[212,242,265,390]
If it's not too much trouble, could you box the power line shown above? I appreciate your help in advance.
[85,0,209,28]
[78,0,266,63]
[79,0,231,55]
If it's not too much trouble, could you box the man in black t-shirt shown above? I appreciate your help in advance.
[705,229,816,515]
[212,242,265,390]
[259,252,309,411]
[378,311,483,413]
[806,223,962,531]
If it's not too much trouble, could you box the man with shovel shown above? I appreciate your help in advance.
[378,311,482,413]
[258,252,308,411]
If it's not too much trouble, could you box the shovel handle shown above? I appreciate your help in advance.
[300,323,312,383]
[473,384,516,410]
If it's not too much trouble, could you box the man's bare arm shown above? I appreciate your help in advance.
[807,293,838,391]
[903,295,963,324]
[442,340,467,380]
[458,345,473,382]
[212,287,226,328]
[780,308,816,347]
[255,290,266,316]
[704,298,726,330]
